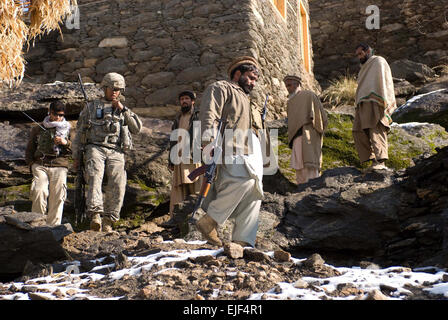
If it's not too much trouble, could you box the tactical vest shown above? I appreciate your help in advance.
[84,100,132,152]
[37,127,57,156]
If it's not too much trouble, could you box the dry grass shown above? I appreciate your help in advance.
[322,73,358,109]
[0,0,76,87]
[433,64,448,76]
[28,0,76,42]
[0,1,28,86]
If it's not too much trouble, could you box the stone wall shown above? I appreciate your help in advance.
[310,0,448,84]
[248,0,319,117]
[24,0,316,120]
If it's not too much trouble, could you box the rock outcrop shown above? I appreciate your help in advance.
[0,207,73,279]
[274,146,448,267]
[0,81,102,120]
[393,88,448,130]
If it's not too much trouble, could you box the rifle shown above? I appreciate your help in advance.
[187,117,227,223]
[74,74,88,226]
[22,111,47,132]
[262,93,269,128]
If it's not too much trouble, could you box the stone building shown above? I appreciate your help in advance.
[25,0,317,119]
[309,0,448,83]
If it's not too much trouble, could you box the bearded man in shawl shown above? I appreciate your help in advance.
[196,56,264,248]
[353,43,397,171]
[164,90,202,227]
[284,75,328,185]
[25,100,72,226]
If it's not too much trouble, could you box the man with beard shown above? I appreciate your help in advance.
[196,56,264,248]
[165,90,202,226]
[284,75,328,185]
[353,43,397,171]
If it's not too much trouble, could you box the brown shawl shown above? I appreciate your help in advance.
[287,90,328,145]
[287,90,328,169]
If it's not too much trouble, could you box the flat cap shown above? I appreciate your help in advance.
[178,90,196,100]
[227,56,259,78]
[283,75,302,83]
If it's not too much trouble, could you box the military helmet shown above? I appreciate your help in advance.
[101,72,126,90]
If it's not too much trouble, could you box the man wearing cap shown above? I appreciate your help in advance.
[284,75,328,185]
[165,90,202,226]
[72,72,142,232]
[354,43,397,171]
[196,56,264,248]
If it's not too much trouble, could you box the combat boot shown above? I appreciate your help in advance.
[90,213,102,231]
[196,214,222,247]
[102,217,114,233]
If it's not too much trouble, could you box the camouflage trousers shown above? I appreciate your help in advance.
[30,163,68,226]
[84,144,127,222]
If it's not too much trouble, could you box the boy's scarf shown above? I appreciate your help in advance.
[43,116,70,155]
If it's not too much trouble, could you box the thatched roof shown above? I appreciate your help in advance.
[0,0,77,87]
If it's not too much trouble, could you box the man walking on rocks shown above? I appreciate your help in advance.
[284,75,328,185]
[196,56,264,248]
[26,100,72,226]
[353,43,397,171]
[166,90,202,226]
[72,72,142,232]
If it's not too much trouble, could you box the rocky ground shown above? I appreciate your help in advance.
[1,225,447,301]
[1,145,448,301]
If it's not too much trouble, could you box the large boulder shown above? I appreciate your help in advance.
[0,122,31,188]
[393,79,416,98]
[416,77,448,95]
[273,146,448,267]
[275,167,402,257]
[392,89,448,130]
[390,59,436,84]
[0,208,73,278]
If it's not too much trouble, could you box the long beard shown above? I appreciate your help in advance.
[360,52,373,65]
[181,105,192,113]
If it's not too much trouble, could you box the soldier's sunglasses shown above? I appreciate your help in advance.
[52,112,65,117]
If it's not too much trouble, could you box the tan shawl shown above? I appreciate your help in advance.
[287,90,328,169]
[287,90,328,145]
[355,55,397,125]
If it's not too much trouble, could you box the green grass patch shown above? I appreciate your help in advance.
[321,113,365,171]
[276,112,445,178]
[0,183,31,203]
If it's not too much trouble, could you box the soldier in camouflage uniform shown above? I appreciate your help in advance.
[72,73,142,232]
